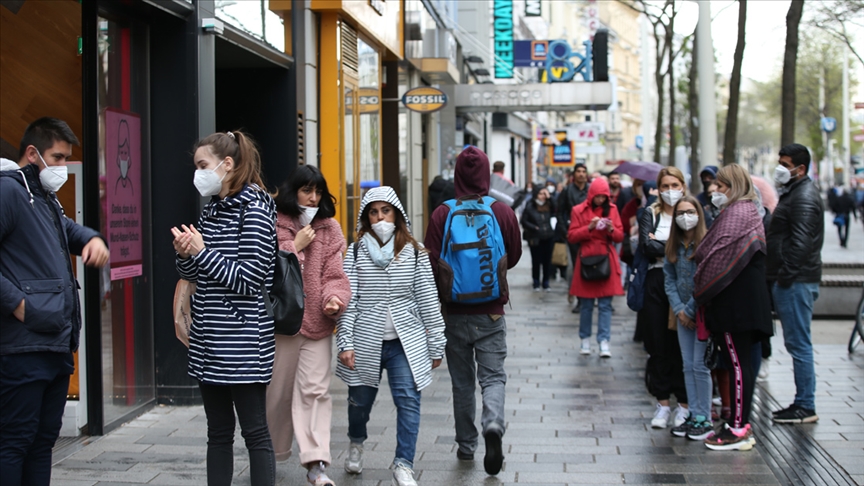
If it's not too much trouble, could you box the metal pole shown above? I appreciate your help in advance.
[697,1,718,169]
[820,70,828,187]
[640,15,651,161]
[842,44,850,186]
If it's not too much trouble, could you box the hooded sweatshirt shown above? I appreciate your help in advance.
[424,146,522,315]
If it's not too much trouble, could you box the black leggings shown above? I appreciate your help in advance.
[640,268,687,403]
[529,239,554,287]
[718,331,755,429]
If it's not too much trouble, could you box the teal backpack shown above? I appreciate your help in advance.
[437,196,508,304]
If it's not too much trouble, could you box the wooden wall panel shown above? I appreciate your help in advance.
[1,0,83,160]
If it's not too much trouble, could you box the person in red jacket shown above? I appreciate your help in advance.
[568,178,624,358]
[424,146,522,476]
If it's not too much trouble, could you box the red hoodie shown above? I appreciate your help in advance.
[424,146,523,315]
[567,178,624,298]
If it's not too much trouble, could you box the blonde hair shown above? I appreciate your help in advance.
[665,195,707,263]
[716,164,757,207]
[652,166,687,213]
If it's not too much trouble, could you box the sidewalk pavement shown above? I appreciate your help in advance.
[51,235,862,485]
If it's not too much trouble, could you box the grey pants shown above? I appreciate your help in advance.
[444,313,507,454]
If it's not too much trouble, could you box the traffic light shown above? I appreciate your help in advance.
[593,28,609,82]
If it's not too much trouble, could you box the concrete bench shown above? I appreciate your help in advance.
[814,264,863,318]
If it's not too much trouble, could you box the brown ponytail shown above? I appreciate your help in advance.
[193,130,267,197]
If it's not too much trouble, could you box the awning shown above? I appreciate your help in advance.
[454,82,612,114]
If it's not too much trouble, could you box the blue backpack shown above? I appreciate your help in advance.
[437,196,508,304]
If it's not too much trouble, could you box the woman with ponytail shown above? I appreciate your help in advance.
[171,130,278,486]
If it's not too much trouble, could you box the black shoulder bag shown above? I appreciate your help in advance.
[580,242,612,281]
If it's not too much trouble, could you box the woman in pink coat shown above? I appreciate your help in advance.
[266,165,351,486]
[567,178,624,358]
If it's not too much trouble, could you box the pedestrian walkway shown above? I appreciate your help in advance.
[51,240,862,485]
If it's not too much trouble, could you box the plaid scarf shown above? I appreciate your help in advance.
[693,200,766,305]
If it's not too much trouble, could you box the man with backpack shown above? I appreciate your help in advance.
[424,146,522,476]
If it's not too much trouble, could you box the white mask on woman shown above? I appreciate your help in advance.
[298,205,319,227]
[371,220,396,243]
[660,189,683,207]
[675,213,699,231]
[194,159,226,197]
[535,198,546,206]
[711,191,728,209]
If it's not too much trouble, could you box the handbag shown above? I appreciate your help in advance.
[173,279,196,348]
[580,243,612,281]
[551,242,568,267]
[704,335,720,370]
[240,203,305,336]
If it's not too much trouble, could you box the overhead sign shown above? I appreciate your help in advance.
[402,86,448,113]
[514,40,549,67]
[548,132,575,167]
[358,88,380,114]
[525,0,541,16]
[567,123,601,143]
[854,102,864,109]
[493,0,514,79]
[453,82,612,114]
[514,39,592,82]
[821,117,837,133]
[853,134,864,142]
[635,134,644,149]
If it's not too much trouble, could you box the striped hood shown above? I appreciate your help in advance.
[356,186,411,231]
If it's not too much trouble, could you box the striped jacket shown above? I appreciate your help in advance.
[336,187,446,391]
[176,184,277,385]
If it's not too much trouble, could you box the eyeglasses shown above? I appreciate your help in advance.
[675,209,698,216]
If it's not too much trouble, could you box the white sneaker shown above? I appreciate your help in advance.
[757,359,769,381]
[599,340,611,358]
[712,396,722,407]
[580,338,591,355]
[672,406,690,428]
[307,461,335,486]
[391,463,417,486]
[344,443,363,474]
[651,404,671,428]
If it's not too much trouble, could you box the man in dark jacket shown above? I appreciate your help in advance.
[766,143,824,424]
[557,164,589,311]
[0,118,109,485]
[424,146,521,476]
[828,186,857,248]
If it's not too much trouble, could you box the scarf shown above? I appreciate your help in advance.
[693,200,766,305]
[362,232,395,268]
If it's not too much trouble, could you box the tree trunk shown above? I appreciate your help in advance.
[688,33,700,194]
[667,21,676,165]
[654,70,666,163]
[723,0,747,166]
[781,0,804,147]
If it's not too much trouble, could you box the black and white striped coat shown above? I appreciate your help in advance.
[335,187,446,391]
[176,184,276,385]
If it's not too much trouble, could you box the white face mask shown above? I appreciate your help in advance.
[675,213,699,231]
[660,189,683,207]
[711,191,728,208]
[298,205,319,227]
[535,198,546,206]
[546,185,556,194]
[774,165,795,186]
[119,158,130,179]
[194,159,226,197]
[371,220,396,243]
[37,150,68,193]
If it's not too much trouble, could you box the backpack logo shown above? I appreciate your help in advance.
[437,197,508,304]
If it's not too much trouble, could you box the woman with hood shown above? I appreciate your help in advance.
[521,186,556,291]
[694,164,773,451]
[567,178,624,358]
[336,187,446,486]
[172,131,278,486]
[266,165,351,486]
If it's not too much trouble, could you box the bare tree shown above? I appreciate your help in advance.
[781,0,804,147]
[687,32,700,193]
[808,0,864,67]
[722,0,747,166]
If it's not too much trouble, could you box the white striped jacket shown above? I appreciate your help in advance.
[176,184,276,385]
[336,186,446,391]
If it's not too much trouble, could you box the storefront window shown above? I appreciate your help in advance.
[215,0,284,51]
[357,39,380,194]
[344,84,357,238]
[96,16,155,427]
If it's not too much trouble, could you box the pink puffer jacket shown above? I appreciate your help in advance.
[276,213,351,340]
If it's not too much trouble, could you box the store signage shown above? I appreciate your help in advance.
[104,108,143,280]
[548,131,575,167]
[493,0,514,79]
[453,82,612,113]
[402,86,448,113]
[821,117,837,133]
[358,88,380,114]
[369,0,385,16]
[514,39,592,83]
[567,123,601,143]
[525,0,541,16]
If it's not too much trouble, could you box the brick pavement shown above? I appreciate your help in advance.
[51,239,862,485]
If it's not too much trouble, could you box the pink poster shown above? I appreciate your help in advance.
[105,108,143,280]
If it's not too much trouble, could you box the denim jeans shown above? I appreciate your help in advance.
[347,340,421,468]
[773,282,820,410]
[677,323,711,421]
[579,297,613,343]
[444,314,507,455]
[199,382,275,486]
[0,352,73,486]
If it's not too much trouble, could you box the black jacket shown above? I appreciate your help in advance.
[766,177,824,285]
[0,162,102,355]
[556,182,588,238]
[521,202,555,242]
[638,205,666,265]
